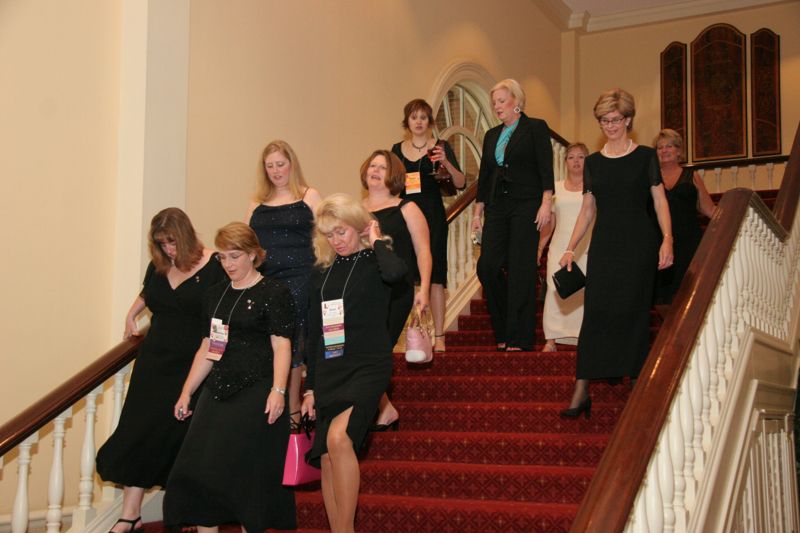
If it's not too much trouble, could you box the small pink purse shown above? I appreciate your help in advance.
[405,310,433,363]
[282,414,321,486]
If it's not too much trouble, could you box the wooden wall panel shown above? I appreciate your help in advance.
[751,28,781,156]
[661,42,688,150]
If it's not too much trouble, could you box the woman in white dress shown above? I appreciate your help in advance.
[538,143,592,351]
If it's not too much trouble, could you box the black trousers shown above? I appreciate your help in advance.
[476,196,540,350]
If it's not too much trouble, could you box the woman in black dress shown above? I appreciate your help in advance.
[392,98,465,352]
[246,139,322,428]
[361,149,432,429]
[653,129,715,304]
[301,194,407,533]
[558,89,673,418]
[471,78,555,351]
[96,208,224,533]
[163,222,296,533]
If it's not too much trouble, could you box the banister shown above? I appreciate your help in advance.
[0,333,146,458]
[686,153,789,172]
[445,181,477,224]
[570,123,800,532]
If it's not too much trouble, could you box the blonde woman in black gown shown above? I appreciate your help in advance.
[96,208,224,533]
[558,89,673,418]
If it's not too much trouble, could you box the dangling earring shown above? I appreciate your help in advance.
[513,106,521,114]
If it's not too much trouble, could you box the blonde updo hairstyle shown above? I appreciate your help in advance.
[593,88,636,131]
[314,193,390,268]
[257,140,309,203]
[215,222,266,268]
[565,142,590,158]
[491,78,526,112]
[653,128,686,163]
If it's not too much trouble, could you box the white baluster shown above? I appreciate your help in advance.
[766,162,774,189]
[702,313,720,428]
[680,382,696,511]
[658,427,675,532]
[730,166,739,189]
[748,164,757,189]
[714,167,722,193]
[11,433,38,533]
[636,486,651,533]
[46,408,72,533]
[669,400,687,532]
[78,386,103,511]
[689,359,705,480]
[646,453,663,533]
[111,364,131,433]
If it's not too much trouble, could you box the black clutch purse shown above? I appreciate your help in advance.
[552,262,586,299]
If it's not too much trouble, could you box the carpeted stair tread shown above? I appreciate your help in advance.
[458,312,662,330]
[294,491,578,532]
[366,430,609,467]
[388,375,631,403]
[358,459,594,503]
[390,350,579,376]
[446,327,660,346]
[381,401,623,433]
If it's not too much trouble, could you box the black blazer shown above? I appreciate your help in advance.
[476,113,555,204]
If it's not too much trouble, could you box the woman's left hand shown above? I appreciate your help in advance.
[535,202,552,231]
[658,238,674,270]
[264,390,285,425]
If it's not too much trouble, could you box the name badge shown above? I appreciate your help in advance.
[206,318,228,361]
[321,298,345,359]
[405,171,421,195]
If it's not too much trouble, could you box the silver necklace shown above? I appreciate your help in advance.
[410,140,427,151]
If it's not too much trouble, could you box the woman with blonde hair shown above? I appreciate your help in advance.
[653,128,715,304]
[164,222,297,532]
[246,139,322,429]
[301,194,407,533]
[96,208,224,533]
[472,78,555,352]
[558,89,673,418]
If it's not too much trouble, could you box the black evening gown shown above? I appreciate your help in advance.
[250,198,315,367]
[305,242,407,467]
[163,278,297,532]
[393,141,461,287]
[373,200,418,345]
[96,257,225,488]
[654,168,703,304]
[577,147,662,380]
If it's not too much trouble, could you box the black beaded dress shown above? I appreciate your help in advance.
[577,146,662,380]
[392,141,461,287]
[163,278,297,532]
[654,168,703,304]
[249,197,315,367]
[96,257,225,488]
[372,200,419,345]
[305,242,407,467]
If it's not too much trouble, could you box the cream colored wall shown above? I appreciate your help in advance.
[184,0,564,241]
[574,2,800,159]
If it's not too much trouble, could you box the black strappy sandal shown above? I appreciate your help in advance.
[109,517,143,533]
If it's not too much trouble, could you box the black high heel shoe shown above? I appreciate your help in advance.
[370,420,399,432]
[109,517,144,533]
[288,410,302,433]
[559,396,592,419]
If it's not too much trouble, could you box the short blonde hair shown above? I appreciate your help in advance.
[593,88,635,131]
[359,150,406,196]
[215,222,266,268]
[257,140,309,203]
[314,194,387,268]
[491,78,526,112]
[565,143,589,158]
[653,129,685,163]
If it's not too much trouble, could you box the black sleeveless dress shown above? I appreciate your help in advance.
[249,198,315,366]
[392,141,461,287]
[654,168,703,304]
[372,200,418,345]
[96,257,226,488]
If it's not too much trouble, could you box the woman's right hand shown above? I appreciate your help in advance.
[123,316,140,340]
[300,393,316,420]
[558,253,574,271]
[174,393,192,421]
[471,216,483,234]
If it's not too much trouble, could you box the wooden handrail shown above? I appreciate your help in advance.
[686,153,789,172]
[445,181,478,224]
[570,123,800,532]
[0,333,146,458]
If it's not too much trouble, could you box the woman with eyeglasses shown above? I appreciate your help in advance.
[557,89,673,419]
[96,208,225,533]
[164,222,297,533]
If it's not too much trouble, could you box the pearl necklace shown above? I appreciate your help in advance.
[602,139,633,158]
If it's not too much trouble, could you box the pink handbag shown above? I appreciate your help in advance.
[405,309,433,363]
[282,415,321,486]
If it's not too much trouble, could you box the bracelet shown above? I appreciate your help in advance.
[303,390,314,397]
[663,234,673,239]
[563,250,575,255]
[271,386,286,394]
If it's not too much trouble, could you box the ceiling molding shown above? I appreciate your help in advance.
[543,0,790,33]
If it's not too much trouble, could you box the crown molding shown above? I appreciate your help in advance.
[584,0,789,32]
[537,0,574,29]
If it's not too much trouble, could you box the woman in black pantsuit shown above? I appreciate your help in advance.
[472,78,555,351]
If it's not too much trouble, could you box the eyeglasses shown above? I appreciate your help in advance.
[599,116,626,126]
[217,251,247,263]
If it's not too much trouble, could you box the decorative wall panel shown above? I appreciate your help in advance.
[661,42,687,148]
[751,28,781,156]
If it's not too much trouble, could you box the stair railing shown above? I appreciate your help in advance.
[570,125,800,532]
[688,154,789,193]
[0,335,144,533]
